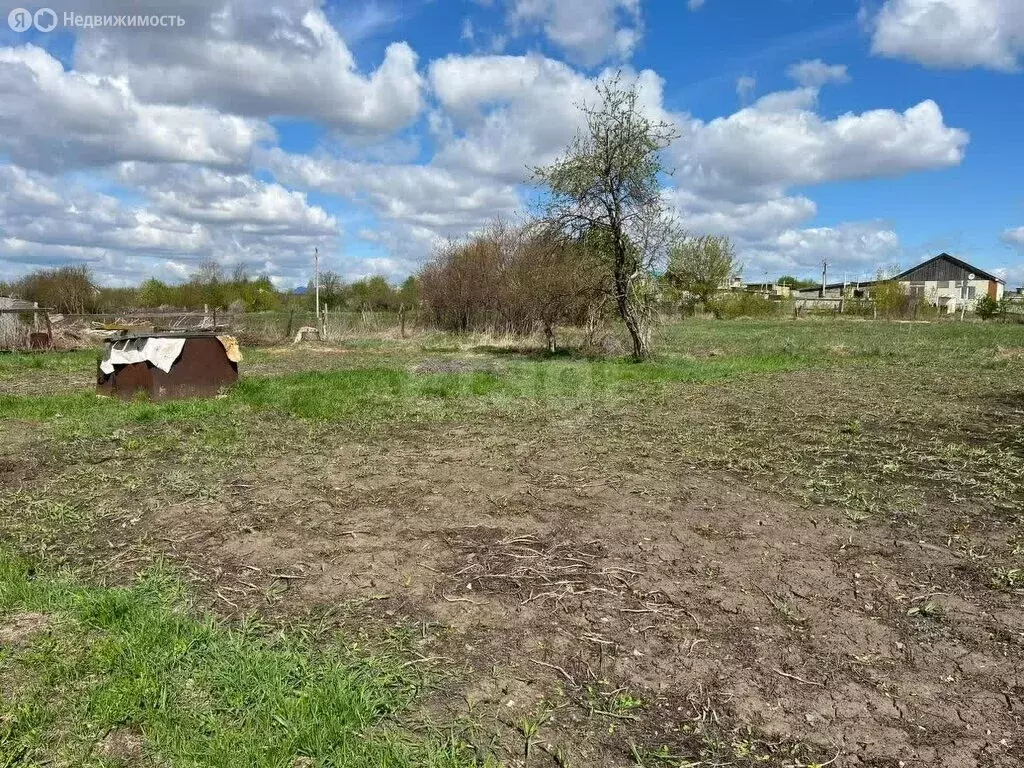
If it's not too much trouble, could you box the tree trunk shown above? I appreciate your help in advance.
[607,228,652,360]
[544,321,556,354]
[612,268,651,360]
[622,304,651,359]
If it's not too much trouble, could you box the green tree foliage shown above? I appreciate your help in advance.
[138,278,170,307]
[872,279,922,319]
[666,235,739,308]
[777,275,818,290]
[534,76,679,359]
[975,295,1013,321]
[708,292,778,319]
[975,295,1000,320]
[6,262,412,314]
[397,276,420,308]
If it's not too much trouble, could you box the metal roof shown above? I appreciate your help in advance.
[893,253,1004,283]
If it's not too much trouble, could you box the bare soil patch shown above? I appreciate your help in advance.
[127,428,1021,767]
[97,727,146,765]
[0,611,51,647]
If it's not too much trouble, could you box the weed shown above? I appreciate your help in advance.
[991,568,1024,591]
[907,599,944,619]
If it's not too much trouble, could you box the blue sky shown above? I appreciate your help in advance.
[0,0,1022,287]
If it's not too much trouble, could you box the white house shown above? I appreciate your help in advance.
[892,253,1004,314]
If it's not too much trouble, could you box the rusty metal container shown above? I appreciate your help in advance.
[96,332,240,400]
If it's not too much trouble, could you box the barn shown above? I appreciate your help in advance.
[893,253,1004,314]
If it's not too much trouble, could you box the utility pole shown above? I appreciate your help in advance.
[820,259,828,298]
[314,247,320,325]
[961,273,975,322]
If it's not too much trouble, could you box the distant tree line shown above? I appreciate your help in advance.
[0,260,419,314]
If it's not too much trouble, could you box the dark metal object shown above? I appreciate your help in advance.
[96,334,238,400]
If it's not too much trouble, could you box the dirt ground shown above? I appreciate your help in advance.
[2,327,1022,767]
[138,427,1023,766]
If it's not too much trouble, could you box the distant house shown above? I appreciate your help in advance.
[720,274,744,291]
[791,253,1005,312]
[892,253,1004,314]
[743,282,792,298]
[792,280,874,300]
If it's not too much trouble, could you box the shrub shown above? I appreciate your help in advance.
[419,221,606,348]
[708,292,778,319]
[975,295,1012,321]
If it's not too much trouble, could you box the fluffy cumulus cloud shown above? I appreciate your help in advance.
[871,0,1024,71]
[745,223,901,278]
[0,1,981,286]
[0,45,270,172]
[507,0,642,67]
[117,163,336,235]
[657,79,967,275]
[429,55,667,182]
[261,147,522,256]
[667,190,818,242]
[67,0,424,135]
[0,165,207,256]
[671,88,968,201]
[0,163,338,284]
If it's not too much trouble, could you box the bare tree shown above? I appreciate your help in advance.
[666,234,740,308]
[419,220,604,345]
[534,75,680,359]
[511,225,606,353]
[194,259,223,285]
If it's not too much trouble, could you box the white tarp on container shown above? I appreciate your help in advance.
[99,337,186,375]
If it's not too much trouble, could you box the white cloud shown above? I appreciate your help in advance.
[508,0,642,67]
[687,0,706,10]
[786,59,851,87]
[735,75,756,101]
[0,8,978,291]
[871,0,1024,71]
[668,190,818,241]
[262,148,522,265]
[429,54,667,183]
[1001,226,1024,249]
[0,165,208,256]
[751,222,901,276]
[72,0,425,135]
[117,164,337,236]
[994,267,1024,286]
[0,163,338,284]
[672,89,968,201]
[659,78,963,279]
[0,45,270,172]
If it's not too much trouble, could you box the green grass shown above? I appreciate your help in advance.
[0,350,96,377]
[0,350,808,429]
[0,549,480,768]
